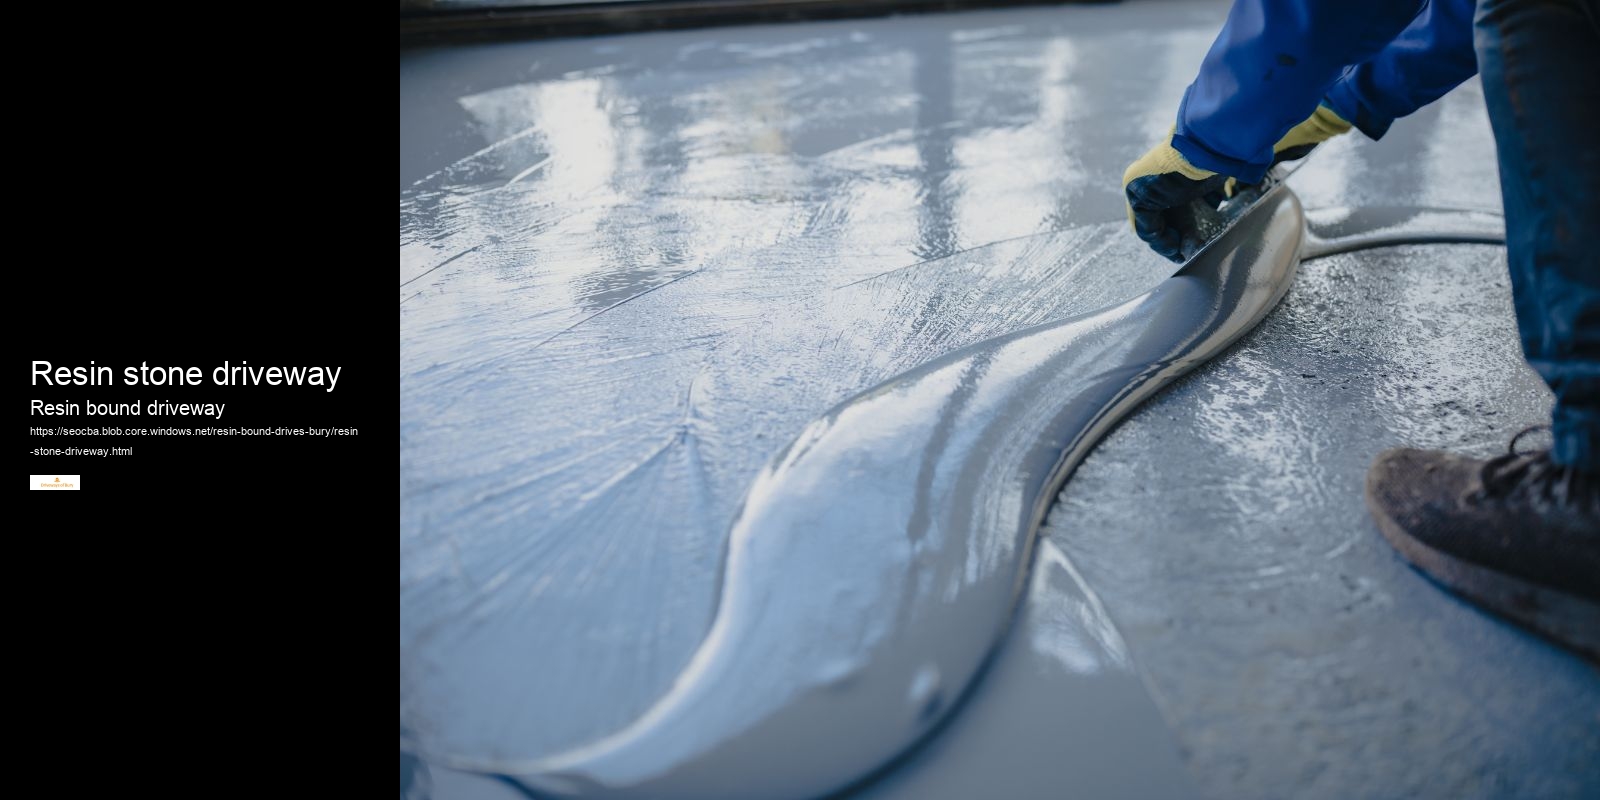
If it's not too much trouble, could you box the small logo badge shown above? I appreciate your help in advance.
[31,475,79,490]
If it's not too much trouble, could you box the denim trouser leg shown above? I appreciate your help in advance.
[1475,0,1600,470]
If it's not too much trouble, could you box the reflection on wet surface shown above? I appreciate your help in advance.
[401,1,1228,767]
[401,1,1598,797]
[474,185,1298,799]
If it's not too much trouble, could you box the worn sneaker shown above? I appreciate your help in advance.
[1364,428,1600,660]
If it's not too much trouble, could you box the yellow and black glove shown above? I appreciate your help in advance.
[1122,130,1227,263]
[1224,104,1353,196]
[1273,103,1352,163]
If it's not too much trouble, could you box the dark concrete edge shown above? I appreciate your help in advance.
[400,0,1117,47]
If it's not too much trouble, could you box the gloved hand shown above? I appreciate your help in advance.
[1123,130,1228,263]
[1224,103,1353,196]
[1272,102,1352,163]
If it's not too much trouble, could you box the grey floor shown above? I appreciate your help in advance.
[400,2,1600,797]
[1044,241,1598,799]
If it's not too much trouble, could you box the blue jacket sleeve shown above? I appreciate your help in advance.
[1324,0,1479,140]
[1174,0,1428,183]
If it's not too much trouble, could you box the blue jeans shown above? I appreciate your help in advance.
[1474,0,1600,470]
[1324,0,1600,470]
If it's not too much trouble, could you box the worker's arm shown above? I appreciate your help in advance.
[1323,0,1479,140]
[1174,0,1428,183]
[1125,0,1427,262]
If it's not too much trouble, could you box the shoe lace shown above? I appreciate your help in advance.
[1477,425,1551,499]
[1477,425,1597,509]
[1507,424,1551,457]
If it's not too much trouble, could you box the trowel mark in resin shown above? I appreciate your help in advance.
[460,179,1307,799]
[1302,206,1504,259]
[443,189,1506,799]
[398,154,1507,799]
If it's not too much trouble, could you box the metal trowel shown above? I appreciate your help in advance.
[1175,166,1292,262]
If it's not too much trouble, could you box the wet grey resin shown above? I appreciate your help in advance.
[489,194,1513,798]
[478,181,1304,798]
[1303,206,1504,259]
[402,4,1590,798]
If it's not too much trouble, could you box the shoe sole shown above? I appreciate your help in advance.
[1364,486,1600,663]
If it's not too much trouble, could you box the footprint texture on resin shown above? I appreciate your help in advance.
[479,184,1307,799]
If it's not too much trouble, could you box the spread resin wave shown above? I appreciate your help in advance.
[445,189,1510,799]
[466,182,1307,799]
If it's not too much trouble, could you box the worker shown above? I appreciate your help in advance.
[1122,0,1597,657]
